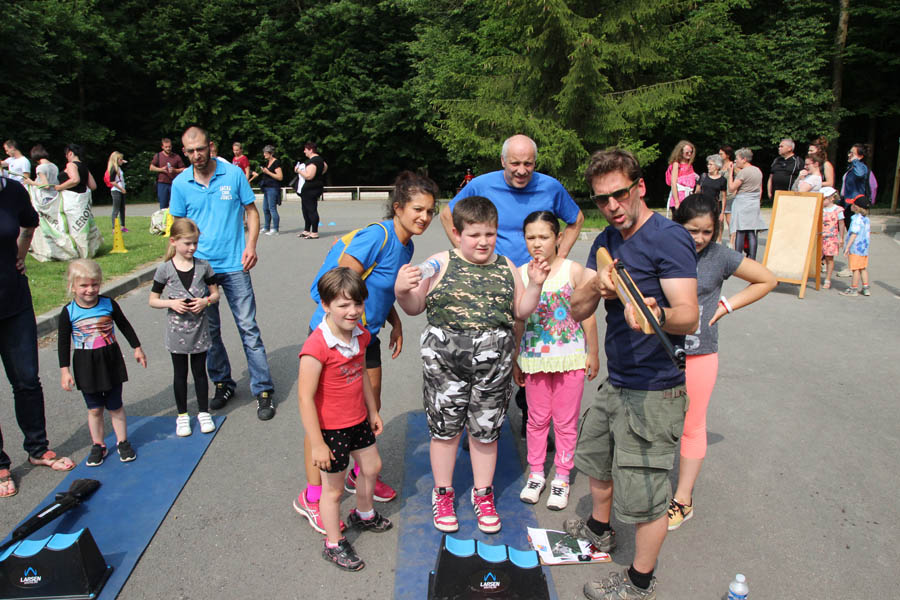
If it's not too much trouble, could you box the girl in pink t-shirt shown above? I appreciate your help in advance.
[298,267,390,572]
[666,140,699,216]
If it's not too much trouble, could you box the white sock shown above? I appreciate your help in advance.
[356,508,375,520]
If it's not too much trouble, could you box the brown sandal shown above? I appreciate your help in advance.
[28,450,75,472]
[0,469,16,498]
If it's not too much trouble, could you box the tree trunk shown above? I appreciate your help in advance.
[831,0,850,164]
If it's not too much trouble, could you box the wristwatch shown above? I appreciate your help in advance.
[657,307,666,328]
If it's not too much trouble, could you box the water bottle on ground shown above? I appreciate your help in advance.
[415,258,441,279]
[726,573,748,600]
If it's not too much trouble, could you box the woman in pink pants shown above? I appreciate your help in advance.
[514,211,599,510]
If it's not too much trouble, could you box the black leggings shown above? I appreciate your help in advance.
[171,352,208,414]
[733,230,758,261]
[300,191,321,233]
[111,190,125,228]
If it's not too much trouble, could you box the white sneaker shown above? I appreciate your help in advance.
[546,479,570,511]
[836,268,852,278]
[198,412,215,434]
[266,229,278,236]
[176,414,192,437]
[260,228,269,234]
[519,473,545,504]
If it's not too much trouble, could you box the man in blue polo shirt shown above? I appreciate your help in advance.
[439,134,584,266]
[170,126,276,421]
[567,148,698,600]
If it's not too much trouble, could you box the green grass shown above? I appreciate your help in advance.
[25,216,168,316]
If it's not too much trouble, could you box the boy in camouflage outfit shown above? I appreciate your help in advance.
[394,196,549,533]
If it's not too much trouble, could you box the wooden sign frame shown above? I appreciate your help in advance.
[761,190,823,299]
[595,247,655,334]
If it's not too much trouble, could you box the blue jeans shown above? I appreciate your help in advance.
[157,182,172,209]
[0,304,50,470]
[262,187,280,231]
[206,271,273,396]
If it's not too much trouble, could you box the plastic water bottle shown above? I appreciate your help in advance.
[415,258,441,279]
[727,574,748,600]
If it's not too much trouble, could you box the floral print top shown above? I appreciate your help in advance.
[517,259,586,374]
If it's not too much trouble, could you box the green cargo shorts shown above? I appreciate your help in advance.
[573,379,689,524]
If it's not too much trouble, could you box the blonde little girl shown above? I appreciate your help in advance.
[819,187,845,289]
[149,218,219,436]
[58,259,146,466]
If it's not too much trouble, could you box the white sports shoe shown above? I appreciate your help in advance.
[198,412,215,434]
[546,479,570,511]
[519,473,546,504]
[176,414,192,437]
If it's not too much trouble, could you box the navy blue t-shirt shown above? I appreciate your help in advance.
[586,213,697,390]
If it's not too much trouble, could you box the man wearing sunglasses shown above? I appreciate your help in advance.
[567,148,698,600]
[438,134,583,268]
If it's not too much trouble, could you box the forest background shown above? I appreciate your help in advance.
[2,0,897,206]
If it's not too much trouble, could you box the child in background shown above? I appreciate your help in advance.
[819,187,845,289]
[299,268,391,572]
[841,197,872,297]
[58,259,146,466]
[394,196,549,534]
[149,218,220,436]
[669,195,775,530]
[514,211,599,511]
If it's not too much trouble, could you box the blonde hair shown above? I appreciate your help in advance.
[164,218,201,261]
[66,259,102,293]
[106,151,123,181]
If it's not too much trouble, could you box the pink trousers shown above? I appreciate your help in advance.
[524,370,584,477]
[682,353,719,459]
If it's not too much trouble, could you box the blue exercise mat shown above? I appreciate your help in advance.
[394,412,557,599]
[0,415,224,600]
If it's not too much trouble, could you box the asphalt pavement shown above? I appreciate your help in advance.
[2,197,900,599]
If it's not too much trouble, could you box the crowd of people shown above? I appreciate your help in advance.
[0,127,883,599]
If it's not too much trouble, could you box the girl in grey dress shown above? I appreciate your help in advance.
[149,219,220,437]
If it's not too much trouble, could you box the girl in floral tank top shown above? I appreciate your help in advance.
[514,212,599,511]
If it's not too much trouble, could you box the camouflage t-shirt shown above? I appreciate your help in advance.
[426,250,514,331]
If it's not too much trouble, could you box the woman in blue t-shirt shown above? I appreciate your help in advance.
[294,171,440,532]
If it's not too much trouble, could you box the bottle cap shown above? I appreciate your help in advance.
[735,574,745,582]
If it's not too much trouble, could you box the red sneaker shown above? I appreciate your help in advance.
[344,469,397,502]
[293,492,346,534]
[431,487,459,532]
[471,486,501,533]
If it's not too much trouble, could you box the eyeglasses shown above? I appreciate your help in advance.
[590,180,639,207]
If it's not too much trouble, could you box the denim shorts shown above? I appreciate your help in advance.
[574,379,689,524]
[82,383,124,411]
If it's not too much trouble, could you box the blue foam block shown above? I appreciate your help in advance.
[394,412,557,599]
[0,415,224,600]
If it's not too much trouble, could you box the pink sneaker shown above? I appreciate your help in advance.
[344,469,397,502]
[293,492,345,534]
[431,487,459,532]
[471,486,501,533]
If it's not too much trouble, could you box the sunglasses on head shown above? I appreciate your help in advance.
[590,179,639,207]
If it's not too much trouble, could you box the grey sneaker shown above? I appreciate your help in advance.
[835,268,852,278]
[861,286,871,296]
[584,569,656,600]
[563,517,617,553]
[839,287,859,297]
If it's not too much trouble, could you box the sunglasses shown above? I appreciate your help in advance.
[590,180,639,207]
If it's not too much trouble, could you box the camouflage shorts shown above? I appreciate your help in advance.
[421,325,514,442]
